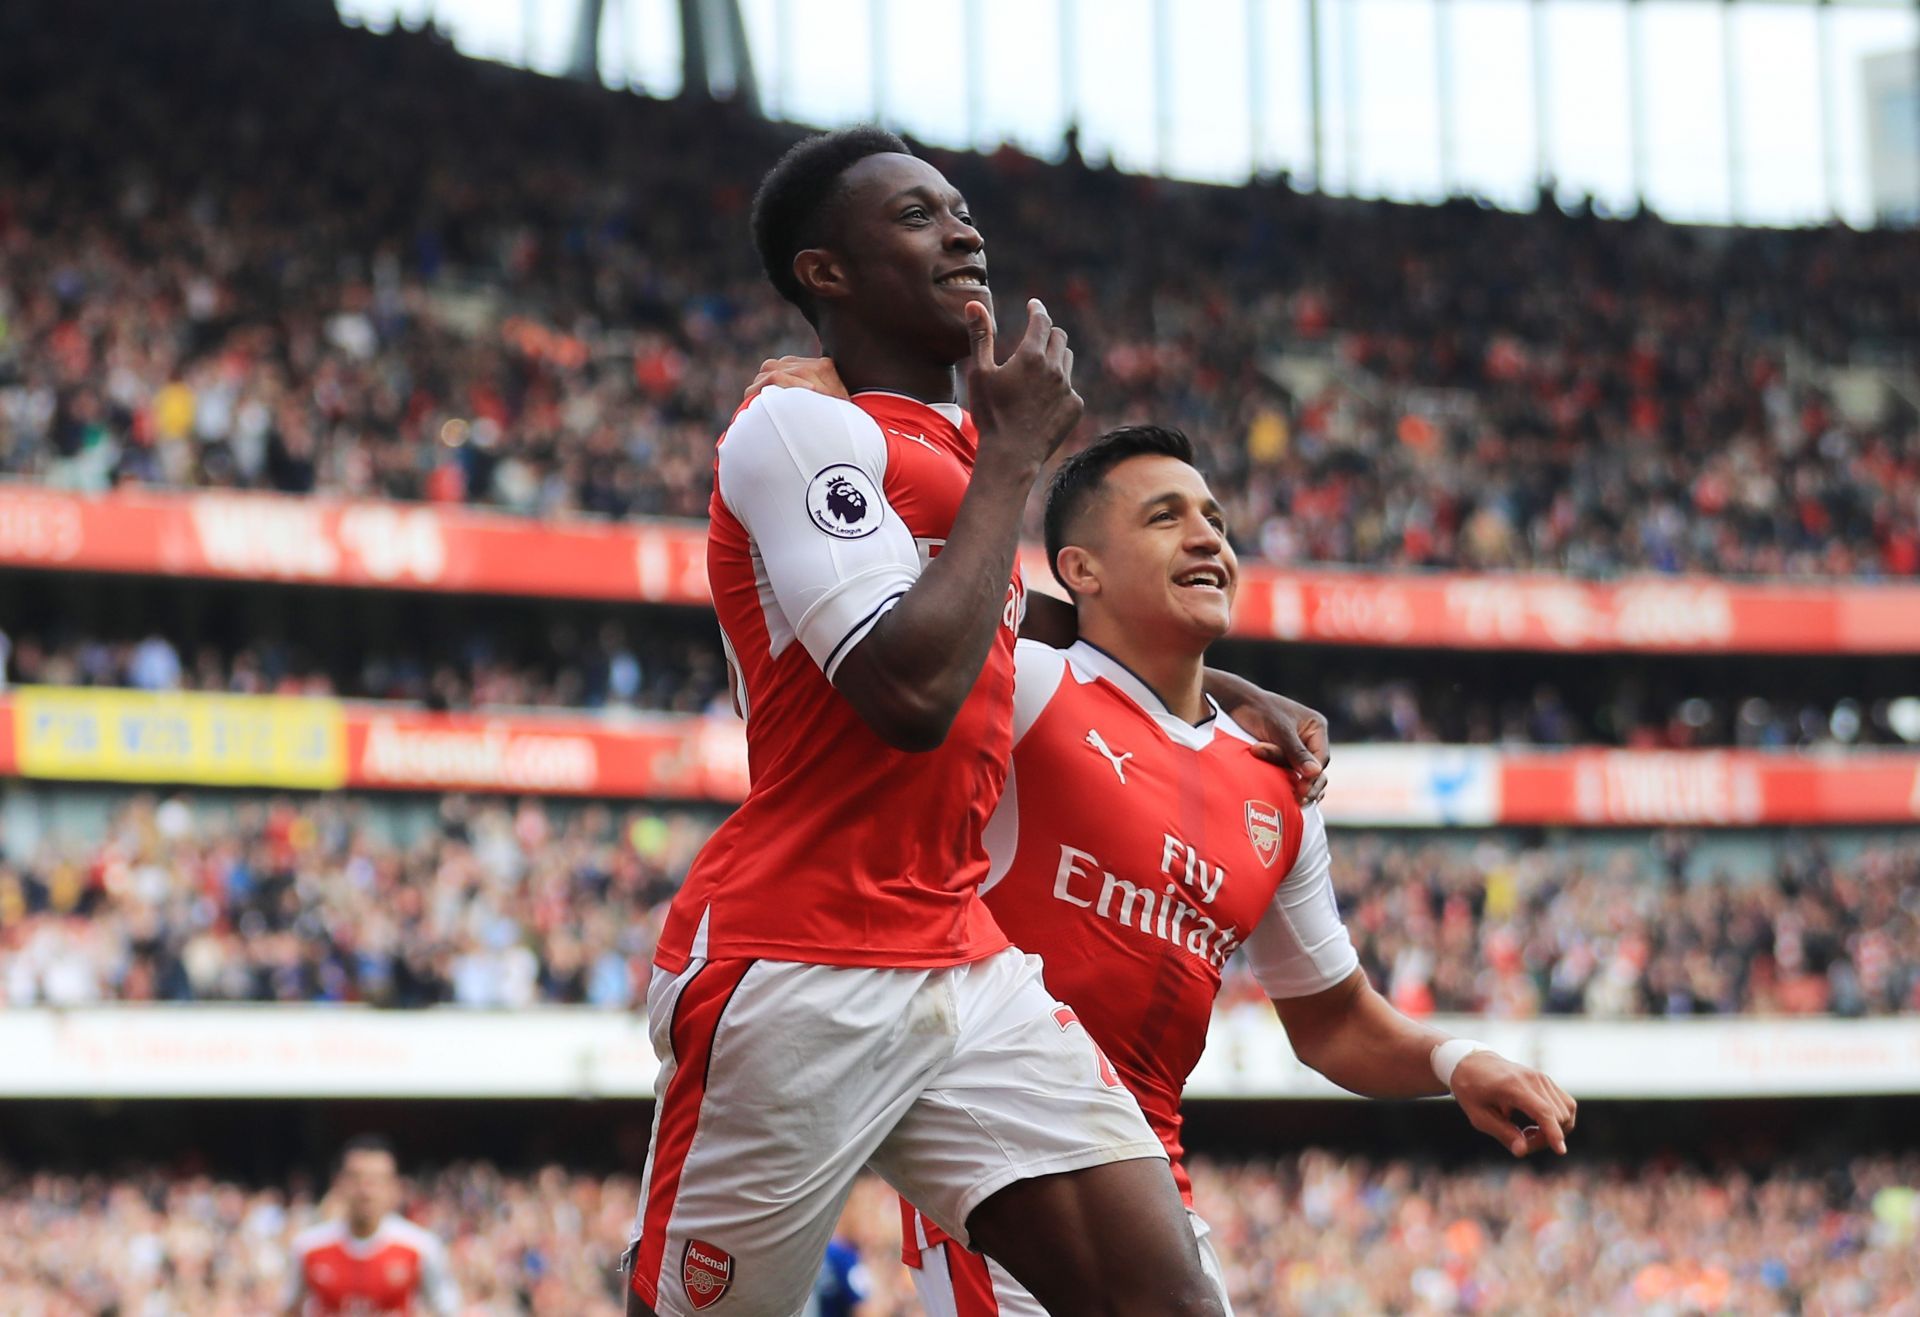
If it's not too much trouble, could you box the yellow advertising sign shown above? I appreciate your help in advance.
[13,687,346,789]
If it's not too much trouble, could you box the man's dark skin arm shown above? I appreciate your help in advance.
[1022,592,1331,802]
[834,301,1080,751]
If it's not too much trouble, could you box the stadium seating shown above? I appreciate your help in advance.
[4,791,1913,1017]
[1,1156,1914,1313]
[2,0,1916,577]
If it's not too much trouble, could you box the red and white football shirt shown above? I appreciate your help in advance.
[654,386,1021,973]
[284,1215,458,1316]
[971,639,1357,1202]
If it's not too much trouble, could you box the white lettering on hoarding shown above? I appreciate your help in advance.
[190,498,340,579]
[337,505,447,584]
[1611,583,1735,647]
[0,494,84,563]
[1308,584,1415,643]
[360,720,597,790]
[1583,754,1765,825]
[1445,579,1737,650]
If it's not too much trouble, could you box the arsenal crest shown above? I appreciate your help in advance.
[682,1239,733,1310]
[1245,800,1283,869]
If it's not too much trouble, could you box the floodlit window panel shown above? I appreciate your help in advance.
[1349,0,1445,200]
[876,0,968,147]
[1639,1,1732,223]
[1542,0,1634,213]
[1824,4,1920,224]
[1447,0,1537,210]
[1167,0,1255,183]
[336,0,436,31]
[1314,0,1354,191]
[524,0,577,76]
[432,0,526,67]
[1253,0,1316,180]
[737,0,785,116]
[1073,0,1159,173]
[979,0,1069,155]
[1730,3,1823,225]
[601,0,682,96]
[776,0,875,127]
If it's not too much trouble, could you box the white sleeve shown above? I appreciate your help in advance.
[715,386,924,682]
[1010,639,1069,746]
[417,1235,460,1317]
[1239,806,1360,999]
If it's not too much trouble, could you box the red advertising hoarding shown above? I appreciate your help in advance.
[5,485,1918,653]
[3,687,1916,822]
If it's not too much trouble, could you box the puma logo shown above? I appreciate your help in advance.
[1085,729,1133,784]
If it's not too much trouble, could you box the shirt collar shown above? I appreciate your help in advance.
[1064,640,1252,750]
[851,388,965,428]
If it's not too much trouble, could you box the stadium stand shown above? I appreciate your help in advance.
[4,2,1919,1314]
[3,790,1914,1018]
[1,1155,1915,1313]
[2,0,1918,577]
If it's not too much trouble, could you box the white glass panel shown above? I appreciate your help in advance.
[1350,0,1444,200]
[1073,0,1159,172]
[1448,0,1537,209]
[1542,0,1634,212]
[601,0,682,97]
[979,0,1069,154]
[1640,1,1732,222]
[1168,0,1255,182]
[774,0,875,127]
[1825,5,1920,223]
[1730,3,1824,225]
[874,0,968,146]
[1253,0,1316,180]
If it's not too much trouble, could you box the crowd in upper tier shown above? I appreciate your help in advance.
[3,0,1918,578]
[5,623,1915,750]
[1,1154,1913,1314]
[3,793,1913,1018]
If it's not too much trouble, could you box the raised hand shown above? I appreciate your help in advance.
[965,298,1082,474]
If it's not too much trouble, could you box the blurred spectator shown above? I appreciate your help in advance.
[1,0,1916,577]
[0,1155,1913,1314]
[1287,831,1920,1019]
[2,795,1916,1018]
[0,793,707,1009]
[9,626,1919,749]
[1,628,730,716]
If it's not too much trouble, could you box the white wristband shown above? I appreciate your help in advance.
[1431,1038,1487,1092]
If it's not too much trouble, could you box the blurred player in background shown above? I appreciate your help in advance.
[870,425,1577,1314]
[284,1134,459,1317]
[629,127,1328,1317]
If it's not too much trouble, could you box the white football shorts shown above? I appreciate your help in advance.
[626,946,1165,1316]
[904,1203,1233,1317]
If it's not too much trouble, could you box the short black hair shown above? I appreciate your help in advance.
[751,126,911,325]
[1042,425,1199,592]
[336,1133,396,1175]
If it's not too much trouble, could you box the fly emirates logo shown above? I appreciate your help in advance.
[1050,834,1242,969]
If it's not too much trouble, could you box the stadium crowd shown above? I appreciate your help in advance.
[3,793,1915,1018]
[6,623,1916,749]
[0,626,732,716]
[1,1154,1914,1314]
[4,0,1919,579]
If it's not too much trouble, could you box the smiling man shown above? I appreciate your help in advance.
[627,128,1258,1317]
[898,427,1579,1315]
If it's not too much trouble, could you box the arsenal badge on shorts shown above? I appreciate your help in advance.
[682,1239,733,1310]
[1245,799,1283,869]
